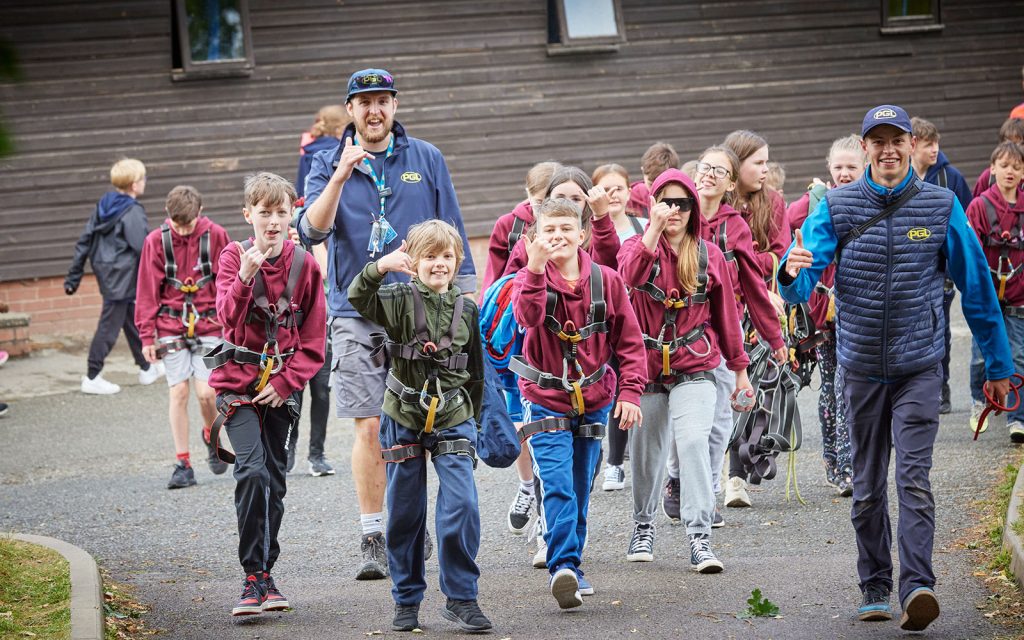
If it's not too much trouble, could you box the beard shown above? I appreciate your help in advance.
[356,115,393,145]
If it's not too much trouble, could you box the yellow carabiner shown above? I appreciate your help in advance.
[424,396,439,434]
[254,344,272,393]
[570,381,585,416]
[999,274,1008,302]
[662,344,671,377]
[186,312,197,339]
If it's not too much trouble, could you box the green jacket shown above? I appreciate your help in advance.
[348,262,483,433]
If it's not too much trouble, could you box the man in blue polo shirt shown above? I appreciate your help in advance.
[300,68,476,581]
[780,104,1012,632]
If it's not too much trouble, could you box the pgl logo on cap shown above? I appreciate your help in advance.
[874,108,898,120]
[359,73,384,86]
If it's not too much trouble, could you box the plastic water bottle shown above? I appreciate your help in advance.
[733,388,755,411]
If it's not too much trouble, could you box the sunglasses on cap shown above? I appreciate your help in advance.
[660,197,694,212]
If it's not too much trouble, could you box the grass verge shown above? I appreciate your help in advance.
[0,537,71,639]
[964,452,1024,636]
[102,569,158,640]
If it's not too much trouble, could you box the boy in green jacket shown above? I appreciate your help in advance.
[349,220,491,634]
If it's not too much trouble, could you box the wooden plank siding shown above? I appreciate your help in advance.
[0,0,1022,282]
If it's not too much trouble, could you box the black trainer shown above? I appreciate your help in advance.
[442,598,493,633]
[662,477,680,522]
[392,602,420,632]
[286,445,296,473]
[424,529,434,561]
[356,532,389,580]
[939,383,951,415]
[167,462,196,489]
[203,430,228,475]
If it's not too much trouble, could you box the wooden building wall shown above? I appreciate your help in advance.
[1,0,1023,287]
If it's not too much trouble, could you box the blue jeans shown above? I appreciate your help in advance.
[1003,315,1024,424]
[379,416,481,605]
[523,399,611,573]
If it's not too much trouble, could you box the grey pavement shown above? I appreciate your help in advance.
[0,307,1020,639]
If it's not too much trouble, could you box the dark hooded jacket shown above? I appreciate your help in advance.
[923,151,972,209]
[65,192,148,301]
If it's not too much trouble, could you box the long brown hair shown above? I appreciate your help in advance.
[543,166,595,249]
[654,181,698,295]
[723,130,777,251]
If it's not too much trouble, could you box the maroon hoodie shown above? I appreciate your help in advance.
[482,199,534,294]
[627,180,650,217]
[738,188,790,279]
[967,184,1024,307]
[135,216,231,346]
[512,248,646,413]
[701,202,784,351]
[208,240,327,398]
[619,170,749,381]
[973,167,1024,200]
[502,211,621,276]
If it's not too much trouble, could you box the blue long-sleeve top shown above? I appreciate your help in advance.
[779,167,1014,382]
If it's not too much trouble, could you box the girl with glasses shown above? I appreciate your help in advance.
[619,168,752,573]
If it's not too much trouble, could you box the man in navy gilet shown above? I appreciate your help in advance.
[779,104,1013,632]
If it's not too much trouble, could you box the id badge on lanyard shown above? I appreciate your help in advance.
[362,134,397,256]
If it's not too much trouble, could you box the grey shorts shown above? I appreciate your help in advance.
[330,316,388,419]
[160,336,221,387]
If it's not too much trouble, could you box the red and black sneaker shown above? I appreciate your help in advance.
[231,575,266,616]
[261,572,289,611]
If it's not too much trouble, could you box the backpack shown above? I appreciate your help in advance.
[479,273,524,387]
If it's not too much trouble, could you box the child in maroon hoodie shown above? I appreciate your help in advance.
[787,134,866,495]
[511,197,645,610]
[205,172,326,618]
[619,168,751,574]
[135,186,232,489]
[966,141,1024,443]
[627,142,680,217]
[681,146,787,522]
[972,118,1024,199]
[481,161,561,294]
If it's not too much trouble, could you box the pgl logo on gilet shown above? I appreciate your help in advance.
[874,108,898,119]
[907,227,931,241]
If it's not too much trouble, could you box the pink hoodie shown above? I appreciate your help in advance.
[512,248,646,413]
[134,216,231,346]
[619,169,749,381]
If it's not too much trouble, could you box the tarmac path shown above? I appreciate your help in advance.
[0,308,1020,639]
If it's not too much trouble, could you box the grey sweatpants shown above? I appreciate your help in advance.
[665,361,734,496]
[630,379,717,536]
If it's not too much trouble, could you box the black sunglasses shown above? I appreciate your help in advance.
[660,197,694,212]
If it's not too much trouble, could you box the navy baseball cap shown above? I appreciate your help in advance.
[346,68,397,102]
[861,104,913,137]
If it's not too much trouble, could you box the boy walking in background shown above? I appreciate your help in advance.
[65,158,162,394]
[135,186,232,489]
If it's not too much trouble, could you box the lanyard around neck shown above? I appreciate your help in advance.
[356,133,395,220]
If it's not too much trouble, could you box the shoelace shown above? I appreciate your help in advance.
[366,535,387,561]
[690,536,714,561]
[630,525,654,553]
[240,578,261,601]
[863,585,889,605]
[511,489,533,515]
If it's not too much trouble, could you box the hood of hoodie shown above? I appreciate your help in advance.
[511,199,535,224]
[302,135,340,156]
[95,192,137,231]
[649,169,704,239]
[924,150,952,181]
[164,215,215,246]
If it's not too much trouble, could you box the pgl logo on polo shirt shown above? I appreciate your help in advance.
[401,172,422,183]
[907,227,931,241]
[874,108,898,120]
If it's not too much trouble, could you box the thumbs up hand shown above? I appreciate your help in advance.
[785,229,813,278]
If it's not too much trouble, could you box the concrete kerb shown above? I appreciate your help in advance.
[9,533,104,640]
[1004,460,1024,590]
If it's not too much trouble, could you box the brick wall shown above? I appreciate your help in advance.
[0,235,492,342]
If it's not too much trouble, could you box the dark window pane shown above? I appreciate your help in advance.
[186,0,245,62]
[887,0,935,18]
[562,0,619,38]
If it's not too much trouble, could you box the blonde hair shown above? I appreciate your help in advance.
[243,172,297,209]
[110,158,146,190]
[525,161,562,199]
[310,105,348,138]
[680,160,699,180]
[653,182,698,294]
[827,134,866,165]
[535,197,583,229]
[723,129,777,252]
[165,185,202,225]
[405,219,465,274]
[766,162,786,192]
[699,146,739,181]
[591,163,630,187]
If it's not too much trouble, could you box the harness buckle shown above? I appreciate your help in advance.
[665,288,686,309]
[422,341,437,354]
[179,277,199,294]
[557,321,582,343]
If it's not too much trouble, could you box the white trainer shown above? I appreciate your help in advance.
[724,476,751,508]
[81,374,121,395]
[138,361,165,385]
